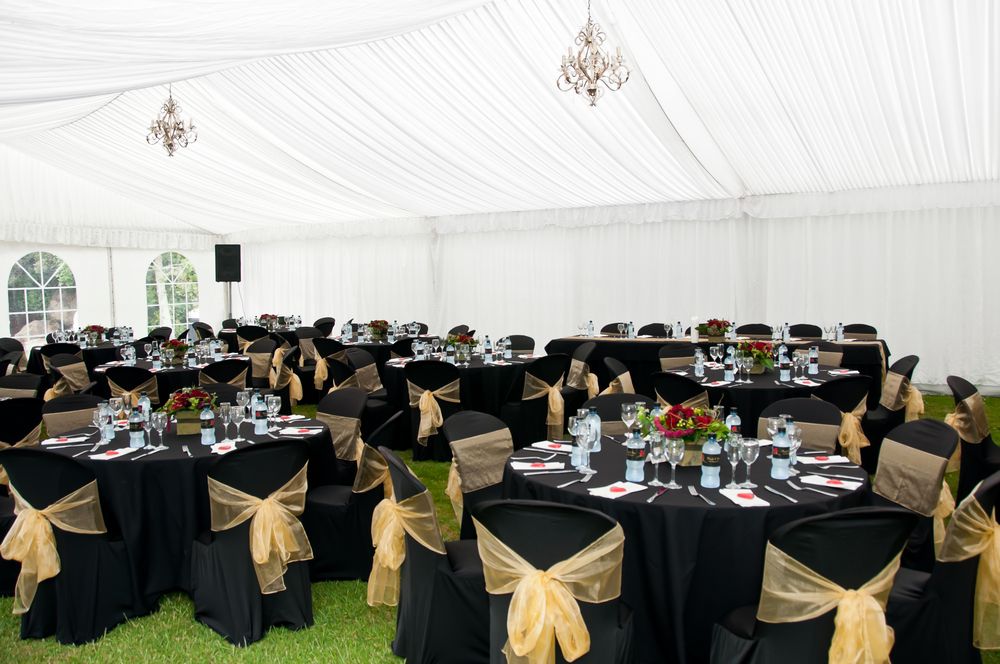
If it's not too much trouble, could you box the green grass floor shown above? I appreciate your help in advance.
[3,397,999,662]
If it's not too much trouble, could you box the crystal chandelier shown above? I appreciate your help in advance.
[146,85,197,156]
[557,0,630,105]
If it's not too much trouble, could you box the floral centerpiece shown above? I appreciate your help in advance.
[446,333,476,348]
[696,318,731,340]
[367,319,389,341]
[161,338,190,363]
[638,403,729,466]
[160,387,217,435]
[82,324,106,335]
[258,313,278,330]
[738,339,774,373]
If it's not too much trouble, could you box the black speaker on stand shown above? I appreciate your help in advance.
[215,244,241,319]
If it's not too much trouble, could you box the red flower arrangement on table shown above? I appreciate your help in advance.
[696,319,731,338]
[160,387,217,414]
[258,314,278,322]
[161,338,190,356]
[650,404,730,443]
[446,333,476,348]
[82,324,106,335]
[737,339,775,370]
[367,319,389,341]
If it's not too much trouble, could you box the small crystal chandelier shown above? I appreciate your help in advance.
[146,85,197,156]
[557,0,630,106]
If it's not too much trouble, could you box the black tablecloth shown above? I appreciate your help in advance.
[504,442,869,664]
[44,420,341,613]
[697,364,844,426]
[91,355,251,403]
[218,327,298,353]
[27,342,120,375]
[545,336,890,408]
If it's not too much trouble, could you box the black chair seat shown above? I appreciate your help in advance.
[445,539,484,577]
[720,604,757,639]
[369,387,388,400]
[889,567,931,603]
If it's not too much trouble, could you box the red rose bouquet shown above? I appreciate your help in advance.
[696,319,731,337]
[82,324,106,335]
[446,333,476,348]
[162,338,190,356]
[646,404,729,444]
[737,339,774,369]
[367,319,389,340]
[160,387,217,414]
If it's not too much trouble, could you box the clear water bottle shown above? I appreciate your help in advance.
[724,348,735,382]
[200,405,216,446]
[151,344,161,370]
[213,340,223,361]
[700,434,721,488]
[503,338,513,360]
[128,407,145,448]
[808,346,819,374]
[98,401,114,442]
[112,328,121,346]
[572,409,588,467]
[725,407,742,436]
[694,348,705,377]
[777,343,788,362]
[187,349,197,367]
[779,353,791,381]
[342,322,351,339]
[771,418,791,479]
[586,406,602,453]
[783,322,791,343]
[625,431,646,482]
[253,398,268,435]
[483,336,493,363]
[785,415,798,466]
[674,321,684,338]
[445,342,455,364]
[387,324,396,344]
[836,321,845,342]
[628,321,635,339]
[136,392,152,425]
[587,320,595,337]
[726,321,737,341]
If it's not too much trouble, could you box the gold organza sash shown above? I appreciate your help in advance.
[946,393,990,444]
[1,480,106,614]
[937,491,1000,650]
[200,367,248,389]
[447,429,513,522]
[656,390,710,412]
[352,444,392,498]
[0,387,36,399]
[659,355,692,371]
[41,350,81,374]
[566,359,598,398]
[247,352,274,382]
[313,358,329,390]
[42,409,93,437]
[208,464,313,594]
[43,362,91,401]
[271,345,287,370]
[792,422,840,452]
[600,371,634,396]
[0,423,42,485]
[473,519,625,664]
[108,375,158,406]
[602,421,628,436]
[845,332,878,341]
[355,363,384,395]
[523,374,565,440]
[328,373,360,393]
[408,379,461,444]
[756,542,900,664]
[298,338,317,366]
[879,372,924,421]
[237,335,258,353]
[367,489,446,607]
[873,438,948,516]
[838,397,871,464]
[933,480,956,557]
[315,412,363,462]
[270,362,303,405]
[818,350,843,367]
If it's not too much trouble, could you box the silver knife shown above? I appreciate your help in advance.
[646,486,668,503]
[46,442,93,450]
[808,471,863,481]
[687,484,716,506]
[764,485,798,503]
[788,480,836,497]
[182,445,192,458]
[74,441,103,458]
[524,469,577,476]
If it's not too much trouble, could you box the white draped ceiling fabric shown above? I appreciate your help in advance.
[1,0,998,388]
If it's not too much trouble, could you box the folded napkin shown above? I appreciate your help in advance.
[587,481,647,499]
[518,353,546,359]
[89,447,138,460]
[510,461,565,471]
[800,475,863,491]
[719,489,770,507]
[220,328,237,333]
[638,334,653,338]
[793,378,822,387]
[149,367,162,373]
[704,362,724,369]
[705,380,732,387]
[491,360,511,365]
[94,368,107,373]
[531,441,573,453]
[276,414,306,422]
[211,442,239,455]
[278,427,324,435]
[796,454,852,465]
[828,369,860,375]
[788,337,803,342]
[42,436,90,446]
[670,370,689,376]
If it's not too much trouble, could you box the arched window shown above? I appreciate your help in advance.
[7,251,78,347]
[146,252,199,333]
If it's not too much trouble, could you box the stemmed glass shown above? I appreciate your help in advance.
[432,337,441,354]
[92,410,105,442]
[766,417,782,441]
[621,403,637,434]
[576,420,597,475]
[231,403,246,442]
[664,438,684,489]
[616,323,626,337]
[740,438,760,488]
[724,434,743,489]
[732,353,744,382]
[825,324,836,341]
[151,412,167,448]
[266,395,281,431]
[109,397,123,421]
[121,400,132,423]
[743,355,754,382]
[219,403,232,443]
[164,348,175,365]
[709,345,721,367]
[648,432,666,487]
[787,425,802,476]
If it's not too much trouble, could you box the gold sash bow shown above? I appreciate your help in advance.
[247,352,274,383]
[43,361,90,401]
[352,444,392,498]
[355,364,384,395]
[200,367,248,389]
[313,357,329,390]
[298,338,317,367]
[937,490,1000,650]
[474,519,625,664]
[108,375,158,406]
[838,397,871,464]
[237,335,257,353]
[873,438,949,516]
[367,489,446,607]
[41,350,82,374]
[407,379,461,444]
[946,393,990,444]
[270,362,303,405]
[656,391,710,412]
[328,372,360,394]
[446,429,513,523]
[566,359,598,398]
[315,412,363,462]
[523,374,565,440]
[0,423,42,485]
[933,480,956,556]
[1,480,107,614]
[208,464,313,594]
[600,372,634,396]
[756,542,899,664]
[880,372,924,421]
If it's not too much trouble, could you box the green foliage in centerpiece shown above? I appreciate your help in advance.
[368,319,389,341]
[738,339,775,370]
[696,319,731,338]
[159,387,217,415]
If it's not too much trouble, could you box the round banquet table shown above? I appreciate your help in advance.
[43,419,344,613]
[218,327,299,353]
[503,441,869,664]
[27,341,121,375]
[91,354,252,402]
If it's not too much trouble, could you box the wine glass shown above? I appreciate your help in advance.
[152,412,167,448]
[731,353,743,382]
[724,435,743,489]
[740,438,760,488]
[231,406,246,442]
[664,438,684,489]
[709,345,720,366]
[219,403,232,443]
[432,337,441,354]
[825,324,836,341]
[109,397,123,421]
[121,400,132,424]
[616,323,625,337]
[766,416,782,441]
[91,409,103,438]
[743,355,754,382]
[576,420,597,475]
[266,395,281,431]
[787,425,802,476]
[648,432,666,487]
[236,390,250,418]
[621,403,637,433]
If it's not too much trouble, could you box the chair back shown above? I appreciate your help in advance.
[651,372,709,409]
[105,365,159,404]
[757,398,841,451]
[313,338,347,361]
[345,347,383,393]
[40,342,82,359]
[581,393,654,433]
[522,354,569,395]
[367,411,403,448]
[887,355,920,381]
[222,318,238,329]
[946,376,998,500]
[317,387,367,420]
[475,499,624,664]
[312,317,336,338]
[788,323,822,338]
[199,359,248,388]
[843,323,878,340]
[873,420,959,515]
[46,353,92,398]
[658,344,694,371]
[812,375,871,413]
[389,337,414,358]
[201,384,240,405]
[325,358,358,390]
[149,326,172,342]
[0,447,100,512]
[600,322,625,335]
[0,374,43,399]
[414,322,429,335]
[736,323,772,336]
[442,411,512,538]
[505,335,535,353]
[1,349,24,374]
[235,325,268,347]
[0,397,44,444]
[295,326,323,364]
[570,341,596,365]
[404,360,460,392]
[194,322,214,338]
[601,357,634,394]
[245,338,276,385]
[209,439,309,500]
[815,340,844,367]
[42,394,103,436]
[0,338,23,354]
[637,323,667,337]
[447,324,470,335]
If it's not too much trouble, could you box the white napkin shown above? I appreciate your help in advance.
[89,447,139,460]
[638,334,652,338]
[587,481,647,499]
[705,362,724,369]
[670,370,689,376]
[211,442,239,455]
[793,378,822,387]
[510,461,565,471]
[42,436,90,446]
[828,369,860,375]
[796,454,852,465]
[518,353,545,359]
[276,414,306,422]
[719,489,770,507]
[491,360,511,366]
[531,441,573,453]
[278,427,324,435]
[705,380,732,387]
[800,475,863,491]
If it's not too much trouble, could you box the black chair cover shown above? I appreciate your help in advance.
[313,338,347,361]
[788,323,823,338]
[651,371,708,407]
[380,447,489,664]
[601,322,626,335]
[812,374,872,413]
[947,376,1000,501]
[844,323,878,337]
[222,318,238,329]
[561,341,597,424]
[198,358,249,388]
[505,335,535,353]
[736,323,773,336]
[48,353,96,395]
[448,324,471,336]
[200,384,241,405]
[0,374,43,399]
[389,337,415,358]
[312,317,336,338]
[405,360,462,461]
[602,356,634,393]
[345,347,394,438]
[235,325,268,347]
[442,411,511,539]
[316,387,368,486]
[582,393,655,425]
[636,323,667,337]
[41,394,102,436]
[106,365,159,404]
[501,354,570,449]
[246,337,277,389]
[190,440,313,646]
[758,398,842,450]
[862,354,921,472]
[0,397,44,446]
[149,326,172,342]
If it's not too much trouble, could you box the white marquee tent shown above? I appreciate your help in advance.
[1,0,998,389]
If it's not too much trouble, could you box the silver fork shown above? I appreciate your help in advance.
[556,473,595,489]
[687,484,716,506]
[787,480,836,497]
[511,453,558,462]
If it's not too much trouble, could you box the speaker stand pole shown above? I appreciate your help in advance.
[225,281,233,320]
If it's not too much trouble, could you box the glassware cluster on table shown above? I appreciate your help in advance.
[574,319,850,343]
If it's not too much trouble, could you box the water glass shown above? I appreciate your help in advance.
[648,433,667,487]
[576,420,597,475]
[740,438,759,488]
[219,403,232,442]
[621,403,637,433]
[109,397,123,420]
[664,438,684,489]
[266,395,281,431]
[152,412,167,447]
[725,435,743,489]
[231,406,246,442]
